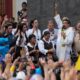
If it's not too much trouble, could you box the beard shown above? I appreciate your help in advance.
[62,25,67,29]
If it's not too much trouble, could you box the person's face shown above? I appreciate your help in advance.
[22,19,28,26]
[47,59,53,65]
[39,57,46,65]
[22,4,27,10]
[31,37,36,44]
[22,25,27,32]
[18,62,24,71]
[33,20,38,28]
[7,26,12,34]
[48,21,54,30]
[63,21,69,29]
[5,54,12,63]
[4,15,8,21]
[45,34,50,41]
[76,23,80,31]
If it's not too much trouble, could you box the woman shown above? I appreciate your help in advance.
[27,19,41,41]
[13,23,28,59]
[16,23,28,47]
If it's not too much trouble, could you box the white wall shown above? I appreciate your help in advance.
[13,0,27,21]
[16,0,27,12]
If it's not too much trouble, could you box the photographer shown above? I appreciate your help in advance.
[18,2,28,22]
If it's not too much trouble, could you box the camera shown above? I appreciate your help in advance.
[18,11,23,17]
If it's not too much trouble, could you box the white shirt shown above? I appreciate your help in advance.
[56,27,74,61]
[43,28,58,44]
[16,71,26,80]
[54,14,63,29]
[27,43,37,50]
[16,33,27,47]
[12,28,17,35]
[38,38,55,55]
[27,28,41,40]
[24,45,29,56]
[25,43,38,56]
[54,14,74,61]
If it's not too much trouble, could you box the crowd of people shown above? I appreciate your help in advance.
[0,2,80,80]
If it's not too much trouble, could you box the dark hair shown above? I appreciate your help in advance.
[10,17,15,21]
[2,13,7,17]
[43,31,50,36]
[5,23,12,29]
[0,14,2,17]
[29,18,37,28]
[48,19,54,23]
[28,34,36,41]
[22,2,27,6]
[18,23,26,31]
[63,19,71,25]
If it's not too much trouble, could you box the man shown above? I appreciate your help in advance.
[56,19,74,61]
[27,19,41,41]
[54,3,74,61]
[3,23,15,47]
[18,2,28,22]
[0,23,14,58]
[43,20,57,44]
[25,34,40,62]
[38,31,58,61]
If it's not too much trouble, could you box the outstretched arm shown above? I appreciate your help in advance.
[54,2,58,16]
[54,3,63,29]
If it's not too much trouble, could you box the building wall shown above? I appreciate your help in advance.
[5,0,12,17]
[27,0,80,30]
[12,0,80,29]
[27,0,55,30]
[0,0,12,17]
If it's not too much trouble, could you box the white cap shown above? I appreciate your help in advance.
[16,71,26,80]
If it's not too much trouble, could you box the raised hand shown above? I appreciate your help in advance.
[54,2,58,16]
[61,31,66,39]
[54,3,58,10]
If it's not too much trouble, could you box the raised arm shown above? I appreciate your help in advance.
[54,2,58,16]
[54,3,63,29]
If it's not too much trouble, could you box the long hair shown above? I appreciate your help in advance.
[29,18,37,29]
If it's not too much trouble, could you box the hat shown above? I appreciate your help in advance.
[62,17,69,21]
[16,71,26,80]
